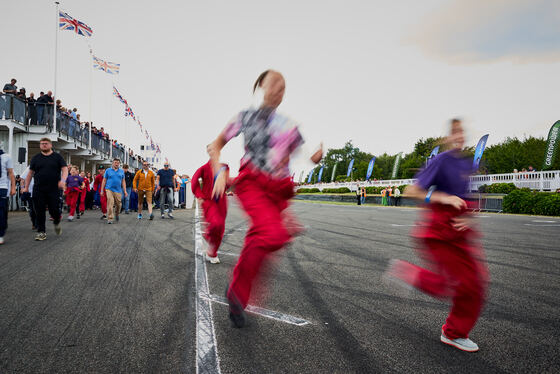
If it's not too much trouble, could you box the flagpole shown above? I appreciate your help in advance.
[89,46,92,151]
[52,1,60,134]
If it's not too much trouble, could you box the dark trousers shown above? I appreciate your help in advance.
[0,189,8,237]
[33,188,61,233]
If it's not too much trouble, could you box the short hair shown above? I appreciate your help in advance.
[123,164,129,169]
[71,165,78,170]
[11,78,16,82]
[39,137,52,143]
[113,158,120,162]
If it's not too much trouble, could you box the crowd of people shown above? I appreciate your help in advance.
[3,78,141,164]
[0,137,190,240]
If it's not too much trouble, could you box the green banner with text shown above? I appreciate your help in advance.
[542,120,560,170]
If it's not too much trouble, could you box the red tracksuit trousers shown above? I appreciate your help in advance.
[99,190,107,214]
[227,166,293,309]
[202,198,227,257]
[409,204,488,339]
[66,190,80,216]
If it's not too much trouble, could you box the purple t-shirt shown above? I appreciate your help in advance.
[66,175,84,189]
[415,150,472,198]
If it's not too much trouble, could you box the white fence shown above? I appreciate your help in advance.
[300,170,560,192]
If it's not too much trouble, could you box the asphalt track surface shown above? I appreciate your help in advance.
[0,201,559,373]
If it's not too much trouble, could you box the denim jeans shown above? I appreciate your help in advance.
[123,187,132,212]
[159,187,174,214]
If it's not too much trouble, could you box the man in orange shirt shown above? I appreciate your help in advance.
[132,161,155,220]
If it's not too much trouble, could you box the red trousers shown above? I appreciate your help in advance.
[202,198,227,257]
[410,204,488,339]
[79,190,86,213]
[227,166,294,309]
[99,190,107,214]
[66,189,80,216]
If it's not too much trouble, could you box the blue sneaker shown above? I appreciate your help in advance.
[138,213,143,220]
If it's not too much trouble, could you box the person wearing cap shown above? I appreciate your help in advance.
[156,162,177,219]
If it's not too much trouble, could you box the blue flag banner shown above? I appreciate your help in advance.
[427,146,440,164]
[318,166,324,182]
[346,159,355,177]
[307,169,314,183]
[473,134,489,170]
[366,157,376,180]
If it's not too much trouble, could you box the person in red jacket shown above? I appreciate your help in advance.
[93,166,107,219]
[79,171,90,215]
[192,153,230,264]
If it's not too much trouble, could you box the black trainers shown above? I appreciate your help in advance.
[149,214,154,220]
[100,215,106,220]
[161,214,165,219]
[226,285,246,328]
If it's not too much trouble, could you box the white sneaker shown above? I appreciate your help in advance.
[440,333,479,352]
[67,216,74,221]
[0,237,4,244]
[206,254,220,264]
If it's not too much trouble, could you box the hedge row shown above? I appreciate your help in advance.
[297,188,321,193]
[478,183,517,194]
[321,187,351,193]
[503,189,560,216]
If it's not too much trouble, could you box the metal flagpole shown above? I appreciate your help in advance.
[89,45,93,151]
[52,2,60,134]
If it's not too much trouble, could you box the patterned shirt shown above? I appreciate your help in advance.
[223,108,304,178]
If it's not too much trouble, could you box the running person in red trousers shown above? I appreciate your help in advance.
[79,171,89,216]
[65,166,84,221]
[192,149,230,264]
[93,166,107,219]
[385,119,488,352]
[210,70,323,328]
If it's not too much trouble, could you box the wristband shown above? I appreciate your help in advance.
[425,189,433,203]
[215,166,227,180]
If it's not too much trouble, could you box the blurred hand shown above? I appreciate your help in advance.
[58,181,65,190]
[443,195,467,210]
[10,186,16,196]
[452,216,472,231]
[212,173,226,199]
[311,142,323,164]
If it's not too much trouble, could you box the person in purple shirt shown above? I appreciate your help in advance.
[384,119,488,353]
[65,166,84,221]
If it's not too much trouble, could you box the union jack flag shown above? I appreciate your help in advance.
[93,56,120,74]
[59,11,93,37]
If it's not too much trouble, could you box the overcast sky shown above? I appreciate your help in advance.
[3,0,559,176]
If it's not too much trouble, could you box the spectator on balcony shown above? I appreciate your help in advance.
[16,88,26,101]
[3,79,17,94]
[528,166,535,172]
[56,99,62,111]
[71,108,77,120]
[36,91,49,125]
[27,92,37,125]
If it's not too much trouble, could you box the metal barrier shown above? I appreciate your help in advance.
[475,194,504,212]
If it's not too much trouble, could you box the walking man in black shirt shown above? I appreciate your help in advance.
[22,138,68,240]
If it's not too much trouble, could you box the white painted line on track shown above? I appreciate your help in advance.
[200,294,312,327]
[194,202,222,374]
[531,220,557,223]
[218,251,239,257]
[390,224,417,227]
[523,223,560,227]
